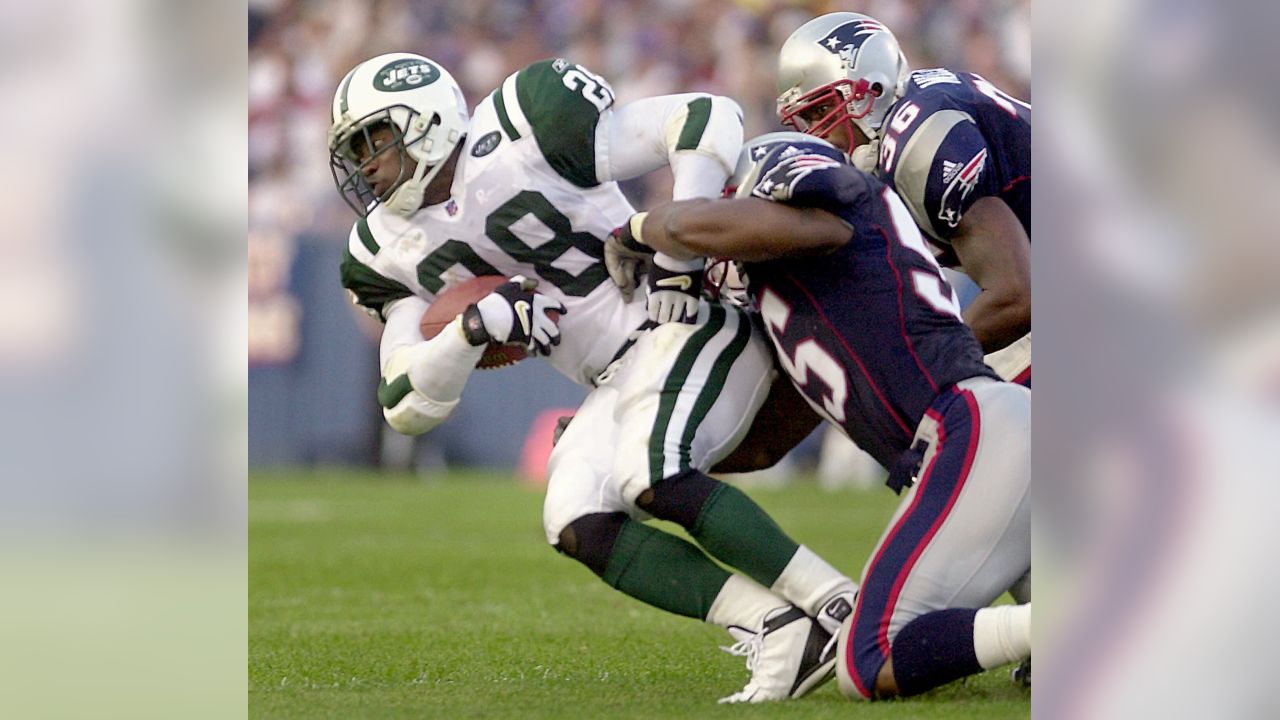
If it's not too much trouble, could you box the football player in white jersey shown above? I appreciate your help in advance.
[327,53,856,703]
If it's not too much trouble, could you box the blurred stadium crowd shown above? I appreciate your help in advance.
[249,0,1029,243]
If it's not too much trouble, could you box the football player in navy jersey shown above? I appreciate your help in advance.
[606,132,1031,700]
[775,12,1032,386]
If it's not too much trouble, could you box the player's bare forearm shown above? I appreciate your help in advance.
[711,374,822,473]
[962,290,1030,351]
[644,197,850,263]
[952,196,1031,352]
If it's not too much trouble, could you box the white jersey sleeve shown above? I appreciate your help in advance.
[493,59,739,196]
[377,299,486,436]
[597,93,744,199]
[340,213,490,436]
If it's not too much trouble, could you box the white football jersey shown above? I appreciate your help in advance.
[341,59,656,386]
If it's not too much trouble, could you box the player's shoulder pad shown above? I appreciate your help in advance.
[893,117,991,241]
[881,77,990,241]
[340,214,414,322]
[503,58,616,188]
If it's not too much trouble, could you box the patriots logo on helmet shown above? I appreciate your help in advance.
[816,19,888,66]
[753,150,843,202]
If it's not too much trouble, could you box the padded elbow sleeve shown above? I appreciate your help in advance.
[377,317,484,435]
[382,391,459,436]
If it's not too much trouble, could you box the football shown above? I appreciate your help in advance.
[419,276,527,370]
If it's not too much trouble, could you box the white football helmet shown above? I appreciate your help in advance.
[328,52,470,217]
[776,13,909,166]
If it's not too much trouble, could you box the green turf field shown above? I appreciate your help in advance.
[250,470,1030,719]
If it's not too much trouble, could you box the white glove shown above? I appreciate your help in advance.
[461,275,567,355]
[646,253,704,324]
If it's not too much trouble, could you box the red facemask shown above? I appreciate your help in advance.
[778,78,878,143]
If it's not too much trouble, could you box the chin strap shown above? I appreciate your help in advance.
[850,139,880,172]
[386,128,464,217]
[386,154,444,216]
[849,80,908,173]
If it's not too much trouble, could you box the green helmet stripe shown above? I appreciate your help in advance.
[338,66,358,116]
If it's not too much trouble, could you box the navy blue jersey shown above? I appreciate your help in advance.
[875,69,1030,245]
[743,161,997,470]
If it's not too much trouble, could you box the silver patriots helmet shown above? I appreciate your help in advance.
[724,131,839,199]
[328,52,470,217]
[776,13,910,150]
[709,131,842,306]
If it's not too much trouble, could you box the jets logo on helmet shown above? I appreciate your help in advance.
[816,18,888,66]
[373,58,441,92]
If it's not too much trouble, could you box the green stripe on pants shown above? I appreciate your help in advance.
[677,308,752,471]
[648,305,727,485]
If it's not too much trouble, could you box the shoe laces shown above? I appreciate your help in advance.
[720,632,764,674]
[820,631,838,661]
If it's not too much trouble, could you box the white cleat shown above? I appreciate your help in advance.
[811,589,857,667]
[815,589,857,637]
[718,605,836,704]
[1012,658,1031,687]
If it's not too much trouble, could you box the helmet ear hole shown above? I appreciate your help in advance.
[871,82,884,96]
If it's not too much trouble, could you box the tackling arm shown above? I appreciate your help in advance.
[639,197,851,263]
[598,93,743,318]
[950,196,1031,352]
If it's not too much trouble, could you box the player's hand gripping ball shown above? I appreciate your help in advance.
[419,272,565,366]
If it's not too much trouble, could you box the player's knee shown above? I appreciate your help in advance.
[611,442,658,510]
[542,451,600,545]
[634,468,721,530]
[555,512,629,578]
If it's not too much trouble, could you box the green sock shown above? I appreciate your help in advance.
[690,484,799,587]
[601,518,730,620]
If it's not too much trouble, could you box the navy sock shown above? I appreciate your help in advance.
[891,608,983,697]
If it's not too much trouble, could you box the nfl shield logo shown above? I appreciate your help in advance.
[445,199,458,216]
